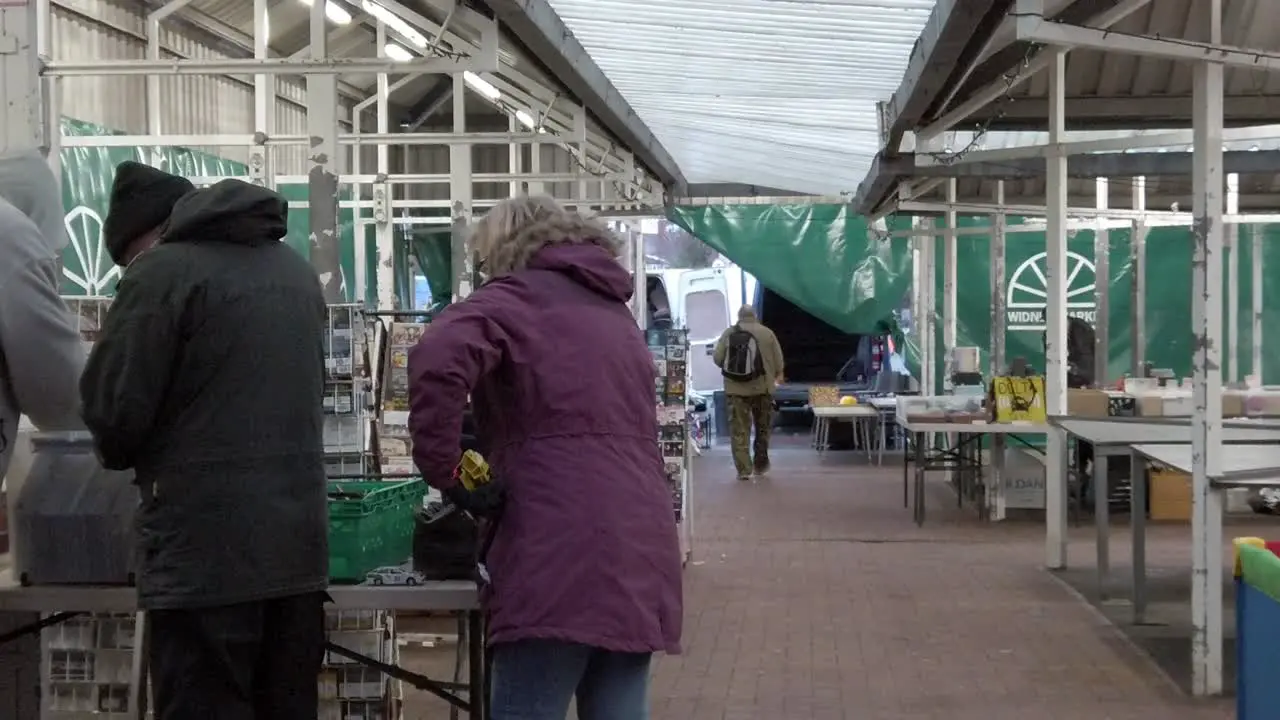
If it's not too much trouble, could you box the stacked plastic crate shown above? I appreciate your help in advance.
[321,305,400,720]
[41,612,140,718]
[320,610,402,720]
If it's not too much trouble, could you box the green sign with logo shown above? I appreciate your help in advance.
[929,215,1277,385]
[58,117,374,304]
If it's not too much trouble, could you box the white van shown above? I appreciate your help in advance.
[640,266,755,395]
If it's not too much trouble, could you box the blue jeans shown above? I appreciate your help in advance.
[489,639,652,720]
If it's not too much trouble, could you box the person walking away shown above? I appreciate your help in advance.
[714,305,785,481]
[79,179,331,720]
[102,161,195,267]
[407,194,682,720]
[0,149,89,480]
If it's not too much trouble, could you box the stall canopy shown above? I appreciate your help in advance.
[544,0,937,196]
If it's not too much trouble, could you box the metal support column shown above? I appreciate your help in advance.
[1189,0,1226,695]
[942,179,957,393]
[1131,177,1147,375]
[1226,173,1239,382]
[989,180,1008,521]
[910,226,923,389]
[527,123,544,196]
[920,217,937,396]
[374,22,396,310]
[1251,223,1264,382]
[250,0,270,187]
[450,72,474,301]
[633,227,647,329]
[1044,48,1069,570]
[508,115,522,198]
[1094,178,1110,383]
[1,0,43,153]
[306,0,344,301]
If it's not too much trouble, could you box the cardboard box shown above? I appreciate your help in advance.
[1150,468,1191,522]
[1068,389,1110,417]
[990,376,1047,423]
[1002,448,1046,509]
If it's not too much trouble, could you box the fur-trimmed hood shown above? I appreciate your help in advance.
[525,242,634,302]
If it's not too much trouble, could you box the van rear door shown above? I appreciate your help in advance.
[677,268,731,393]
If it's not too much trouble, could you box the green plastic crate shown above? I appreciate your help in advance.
[327,479,423,583]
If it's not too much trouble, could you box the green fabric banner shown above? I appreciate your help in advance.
[926,219,1280,385]
[408,227,453,312]
[59,117,362,301]
[671,202,1279,384]
[667,204,914,335]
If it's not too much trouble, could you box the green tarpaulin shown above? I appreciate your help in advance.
[671,203,1279,383]
[667,204,913,335]
[408,227,452,312]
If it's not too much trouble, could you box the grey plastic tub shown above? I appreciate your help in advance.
[13,432,137,586]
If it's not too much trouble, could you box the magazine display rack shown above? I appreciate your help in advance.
[39,300,396,719]
[377,322,427,478]
[647,328,694,564]
[324,304,373,477]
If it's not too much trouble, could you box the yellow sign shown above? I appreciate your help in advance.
[990,376,1047,423]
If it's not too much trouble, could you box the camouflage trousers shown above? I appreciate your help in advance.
[727,394,773,477]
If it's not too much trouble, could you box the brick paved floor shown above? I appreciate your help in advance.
[647,439,1234,720]
[400,438,1237,719]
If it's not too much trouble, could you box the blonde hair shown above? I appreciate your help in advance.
[469,194,621,277]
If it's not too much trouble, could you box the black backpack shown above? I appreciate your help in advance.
[721,325,764,381]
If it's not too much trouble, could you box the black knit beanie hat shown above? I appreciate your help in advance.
[102,161,195,266]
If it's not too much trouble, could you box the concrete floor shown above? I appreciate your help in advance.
[400,438,1239,719]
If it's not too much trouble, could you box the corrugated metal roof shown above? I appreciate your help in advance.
[545,0,937,195]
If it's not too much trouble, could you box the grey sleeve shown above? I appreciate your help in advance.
[79,253,181,471]
[0,257,87,430]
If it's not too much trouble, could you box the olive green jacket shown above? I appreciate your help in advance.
[713,318,785,397]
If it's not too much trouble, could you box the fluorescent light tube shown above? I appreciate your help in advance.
[362,0,428,48]
[383,42,412,61]
[463,72,501,101]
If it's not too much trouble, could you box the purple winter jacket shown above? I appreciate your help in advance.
[407,242,684,654]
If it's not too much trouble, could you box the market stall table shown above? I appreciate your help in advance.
[0,573,486,720]
[811,404,880,463]
[866,396,902,454]
[897,419,1049,526]
[1050,416,1280,623]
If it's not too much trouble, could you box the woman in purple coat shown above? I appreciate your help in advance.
[407,195,683,719]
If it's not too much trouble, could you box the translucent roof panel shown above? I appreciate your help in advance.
[545,0,937,196]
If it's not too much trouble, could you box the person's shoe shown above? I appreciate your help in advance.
[737,474,752,482]
[754,465,770,477]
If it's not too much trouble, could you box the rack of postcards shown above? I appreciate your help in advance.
[324,304,375,477]
[647,327,694,563]
[376,321,426,478]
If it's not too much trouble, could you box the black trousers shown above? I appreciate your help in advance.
[147,591,328,720]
